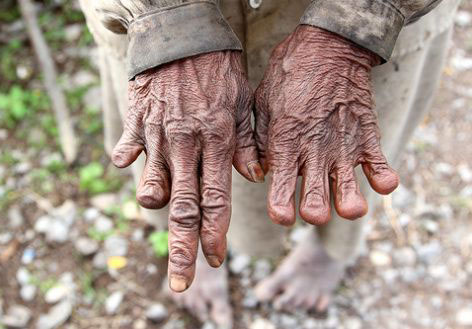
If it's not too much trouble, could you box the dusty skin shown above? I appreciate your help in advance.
[255,25,400,226]
[111,51,264,293]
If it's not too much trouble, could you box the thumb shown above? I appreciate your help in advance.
[254,82,270,173]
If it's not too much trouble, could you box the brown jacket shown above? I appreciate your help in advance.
[92,0,446,79]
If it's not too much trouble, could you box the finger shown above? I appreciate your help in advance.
[299,161,331,225]
[331,166,368,220]
[200,142,233,267]
[254,83,271,173]
[233,85,265,183]
[167,135,201,292]
[112,128,144,168]
[361,139,399,194]
[136,149,171,209]
[267,154,299,226]
[112,89,145,168]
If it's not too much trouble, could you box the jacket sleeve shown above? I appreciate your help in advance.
[300,0,443,62]
[95,0,242,79]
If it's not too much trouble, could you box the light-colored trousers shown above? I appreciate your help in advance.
[80,0,459,262]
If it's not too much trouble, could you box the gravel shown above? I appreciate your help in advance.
[0,305,32,328]
[74,237,99,256]
[105,291,124,315]
[37,300,73,329]
[229,254,251,275]
[20,285,37,302]
[145,303,168,323]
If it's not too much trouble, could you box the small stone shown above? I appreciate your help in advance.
[45,285,70,304]
[16,267,31,286]
[83,208,100,222]
[229,254,251,275]
[21,248,36,264]
[90,194,117,212]
[253,259,272,281]
[132,229,144,242]
[37,300,73,329]
[344,317,362,329]
[46,220,70,243]
[52,200,77,226]
[93,252,107,269]
[250,318,275,329]
[422,219,439,233]
[242,291,258,309]
[1,305,31,328]
[20,285,37,302]
[201,322,215,329]
[74,237,99,256]
[416,241,442,264]
[133,319,147,329]
[456,308,472,326]
[105,291,124,314]
[35,216,52,233]
[145,303,168,322]
[104,235,128,257]
[369,250,392,267]
[64,24,82,41]
[392,185,415,210]
[434,162,454,176]
[146,264,158,275]
[456,11,472,27]
[393,247,417,266]
[122,200,140,219]
[8,206,24,228]
[14,162,31,175]
[0,232,13,245]
[459,164,472,183]
[279,315,297,328]
[94,216,114,233]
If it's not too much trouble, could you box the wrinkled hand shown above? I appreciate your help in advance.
[255,26,399,226]
[112,51,263,292]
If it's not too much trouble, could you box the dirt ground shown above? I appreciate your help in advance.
[1,1,472,329]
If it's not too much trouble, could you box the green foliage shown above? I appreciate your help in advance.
[0,39,22,81]
[79,162,108,195]
[149,231,169,258]
[79,106,103,136]
[0,86,49,128]
[29,276,58,295]
[87,227,113,242]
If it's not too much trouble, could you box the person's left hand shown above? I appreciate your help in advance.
[255,25,399,226]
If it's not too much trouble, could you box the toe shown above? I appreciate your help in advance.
[254,275,286,302]
[210,299,233,329]
[314,293,331,313]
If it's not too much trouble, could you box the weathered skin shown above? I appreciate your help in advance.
[255,25,399,226]
[112,50,263,292]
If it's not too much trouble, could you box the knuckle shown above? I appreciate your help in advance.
[169,243,195,269]
[169,198,200,229]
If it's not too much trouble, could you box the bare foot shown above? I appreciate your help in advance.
[167,250,232,329]
[254,230,345,313]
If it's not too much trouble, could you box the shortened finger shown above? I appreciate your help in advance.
[136,150,171,209]
[300,162,331,225]
[331,166,368,220]
[267,158,299,226]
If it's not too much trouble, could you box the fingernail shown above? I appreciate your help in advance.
[207,255,222,268]
[170,275,188,292]
[248,162,265,183]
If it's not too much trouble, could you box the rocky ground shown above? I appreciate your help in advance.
[1,1,472,329]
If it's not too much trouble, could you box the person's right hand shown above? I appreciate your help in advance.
[112,51,263,292]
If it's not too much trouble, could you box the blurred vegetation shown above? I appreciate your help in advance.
[0,0,124,214]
